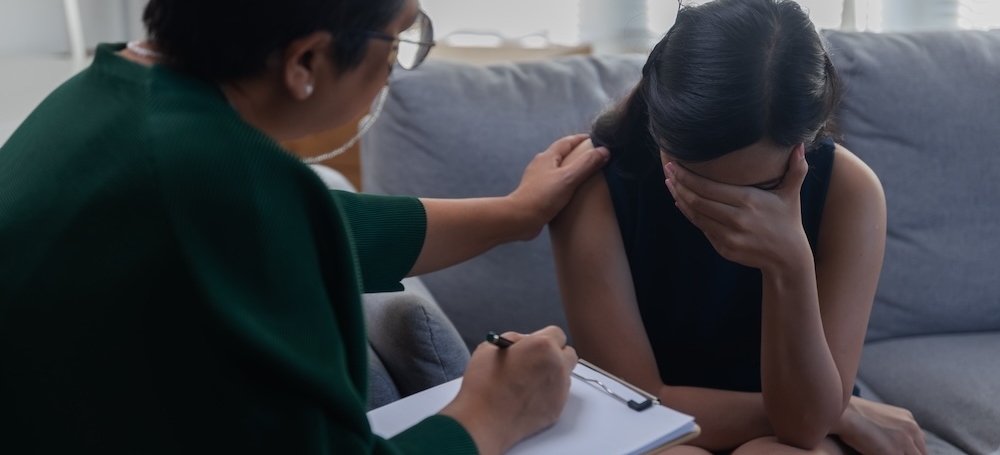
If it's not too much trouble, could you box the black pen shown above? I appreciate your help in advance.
[486,331,514,348]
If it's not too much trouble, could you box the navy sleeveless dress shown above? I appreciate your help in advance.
[599,137,850,394]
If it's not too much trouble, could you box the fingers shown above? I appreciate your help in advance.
[562,145,610,185]
[560,345,579,371]
[546,134,592,160]
[665,162,745,208]
[532,325,568,348]
[912,422,928,455]
[666,174,740,229]
[500,331,526,344]
[497,327,577,370]
[778,143,809,195]
[530,326,577,372]
[496,327,570,350]
[672,192,740,250]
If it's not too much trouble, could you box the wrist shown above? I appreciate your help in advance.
[440,397,512,455]
[832,398,857,436]
[501,193,547,242]
[759,232,813,277]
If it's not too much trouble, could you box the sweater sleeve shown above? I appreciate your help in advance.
[328,190,427,293]
[377,415,479,455]
[150,94,471,452]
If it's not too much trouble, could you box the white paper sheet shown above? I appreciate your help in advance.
[368,363,697,455]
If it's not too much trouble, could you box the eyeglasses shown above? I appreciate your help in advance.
[365,10,435,70]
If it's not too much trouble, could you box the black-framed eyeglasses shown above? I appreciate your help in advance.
[365,10,435,70]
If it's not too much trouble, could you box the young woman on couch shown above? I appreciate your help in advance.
[551,0,925,454]
[0,0,611,454]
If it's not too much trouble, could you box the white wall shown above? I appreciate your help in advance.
[579,0,650,53]
[421,0,580,47]
[0,0,147,57]
[884,0,960,31]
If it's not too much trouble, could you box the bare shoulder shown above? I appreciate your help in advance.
[817,143,887,261]
[827,143,885,208]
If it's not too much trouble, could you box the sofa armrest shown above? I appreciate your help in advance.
[364,277,471,401]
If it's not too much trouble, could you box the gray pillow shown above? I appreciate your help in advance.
[362,55,645,349]
[858,332,1000,455]
[363,277,470,398]
[366,344,400,410]
[854,378,967,455]
[823,30,1000,342]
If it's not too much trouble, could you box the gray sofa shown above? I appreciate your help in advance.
[351,30,1000,454]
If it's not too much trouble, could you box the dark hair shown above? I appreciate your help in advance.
[143,0,405,82]
[594,0,841,169]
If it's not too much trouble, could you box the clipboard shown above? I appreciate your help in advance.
[367,359,700,455]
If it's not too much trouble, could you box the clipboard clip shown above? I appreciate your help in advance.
[573,359,660,412]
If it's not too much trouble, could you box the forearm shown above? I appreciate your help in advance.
[409,197,537,276]
[759,247,844,448]
[658,385,772,451]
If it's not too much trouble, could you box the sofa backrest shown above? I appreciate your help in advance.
[823,30,1000,342]
[363,31,1000,348]
[362,55,645,348]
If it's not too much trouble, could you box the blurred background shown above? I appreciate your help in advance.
[4,1,999,57]
[2,0,999,185]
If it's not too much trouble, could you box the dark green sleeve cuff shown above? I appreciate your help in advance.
[387,415,479,455]
[329,191,427,293]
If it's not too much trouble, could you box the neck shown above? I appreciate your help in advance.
[219,80,307,144]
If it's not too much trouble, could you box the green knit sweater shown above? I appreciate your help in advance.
[0,44,476,455]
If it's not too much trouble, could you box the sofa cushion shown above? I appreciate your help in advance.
[823,30,1000,342]
[362,55,645,348]
[854,377,968,455]
[363,277,471,398]
[858,332,1000,455]
[366,344,400,410]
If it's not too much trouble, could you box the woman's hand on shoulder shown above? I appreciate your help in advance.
[507,135,609,240]
[664,145,812,273]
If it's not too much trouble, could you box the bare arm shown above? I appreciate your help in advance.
[549,156,662,394]
[409,135,609,276]
[816,145,887,426]
[665,144,886,449]
[554,144,886,451]
[550,166,772,452]
[761,145,886,447]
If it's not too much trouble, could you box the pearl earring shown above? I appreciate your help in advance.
[304,84,314,98]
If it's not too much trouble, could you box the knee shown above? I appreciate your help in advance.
[731,436,782,455]
[657,446,713,455]
[731,436,845,455]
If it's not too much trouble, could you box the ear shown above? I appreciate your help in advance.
[281,32,334,101]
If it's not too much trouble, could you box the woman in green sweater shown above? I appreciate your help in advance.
[0,0,610,454]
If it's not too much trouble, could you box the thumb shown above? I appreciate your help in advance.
[500,331,527,343]
[779,144,809,195]
[563,146,610,185]
[548,134,591,160]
